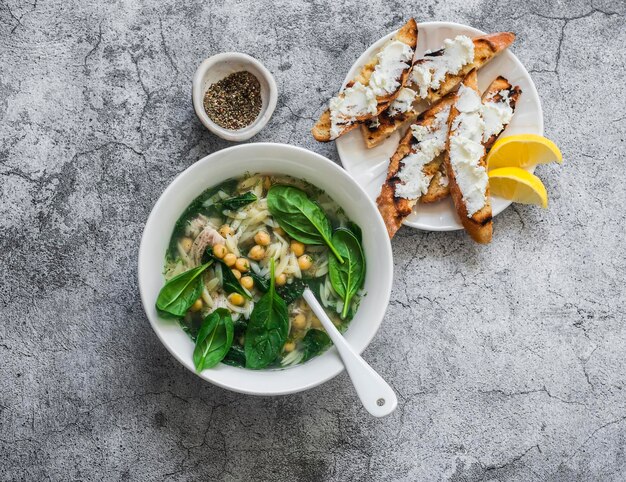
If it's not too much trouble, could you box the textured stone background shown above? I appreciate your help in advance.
[1,0,625,480]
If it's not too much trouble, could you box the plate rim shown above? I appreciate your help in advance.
[336,21,544,232]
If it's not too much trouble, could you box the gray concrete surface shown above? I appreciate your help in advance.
[1,0,625,480]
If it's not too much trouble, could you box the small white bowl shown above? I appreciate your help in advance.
[138,143,394,395]
[192,52,278,142]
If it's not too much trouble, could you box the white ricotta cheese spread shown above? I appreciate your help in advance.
[388,87,418,116]
[328,40,414,139]
[449,85,487,217]
[394,105,451,200]
[369,40,414,97]
[482,89,514,142]
[329,82,377,139]
[410,35,474,99]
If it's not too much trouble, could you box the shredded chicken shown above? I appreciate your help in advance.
[189,226,225,266]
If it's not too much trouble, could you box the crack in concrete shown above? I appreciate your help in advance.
[479,386,590,408]
[506,7,623,76]
[83,20,104,70]
[483,444,540,472]
[5,0,37,32]
[158,17,179,76]
[281,101,317,122]
[130,53,153,135]
[580,346,599,391]
[555,415,626,473]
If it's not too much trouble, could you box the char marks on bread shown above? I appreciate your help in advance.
[312,19,418,142]
[361,31,516,149]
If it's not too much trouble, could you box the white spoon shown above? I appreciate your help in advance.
[302,288,398,417]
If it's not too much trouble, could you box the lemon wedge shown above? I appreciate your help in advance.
[488,167,548,208]
[486,134,562,171]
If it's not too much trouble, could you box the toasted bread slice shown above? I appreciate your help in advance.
[376,93,456,238]
[444,69,492,243]
[361,32,515,148]
[312,19,418,142]
[420,163,449,203]
[421,75,522,203]
[481,76,522,147]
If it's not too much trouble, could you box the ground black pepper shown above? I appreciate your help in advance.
[203,71,262,130]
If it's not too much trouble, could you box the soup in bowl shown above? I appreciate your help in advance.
[138,143,393,395]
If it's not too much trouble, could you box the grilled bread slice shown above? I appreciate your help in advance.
[420,167,449,203]
[361,31,515,148]
[376,93,456,238]
[444,69,492,244]
[312,19,418,142]
[421,75,522,203]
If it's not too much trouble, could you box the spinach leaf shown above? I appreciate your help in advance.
[249,272,305,305]
[178,312,204,340]
[156,261,213,317]
[222,318,247,367]
[267,185,344,263]
[216,192,257,211]
[222,345,246,367]
[346,221,363,243]
[303,276,325,299]
[233,317,248,333]
[251,272,301,301]
[277,278,306,305]
[306,276,356,322]
[244,258,289,369]
[304,276,356,322]
[193,308,234,371]
[249,271,270,292]
[328,228,366,318]
[203,251,252,300]
[302,329,332,362]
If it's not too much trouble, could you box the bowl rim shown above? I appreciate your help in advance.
[138,143,394,395]
[192,52,278,142]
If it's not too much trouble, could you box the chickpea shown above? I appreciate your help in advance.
[228,293,245,306]
[248,245,265,261]
[292,313,307,330]
[213,244,227,259]
[235,257,250,272]
[274,227,286,236]
[219,224,234,238]
[298,254,313,271]
[283,341,296,353]
[311,316,322,329]
[275,273,287,286]
[190,298,203,312]
[254,230,271,246]
[223,253,237,267]
[241,276,254,290]
[231,269,242,280]
[180,237,193,253]
[290,241,305,257]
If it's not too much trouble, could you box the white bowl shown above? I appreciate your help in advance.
[138,143,394,395]
[192,52,278,142]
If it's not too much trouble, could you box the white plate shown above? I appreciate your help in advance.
[138,143,393,395]
[336,21,544,231]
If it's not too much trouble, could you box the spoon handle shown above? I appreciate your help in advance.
[302,289,397,417]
